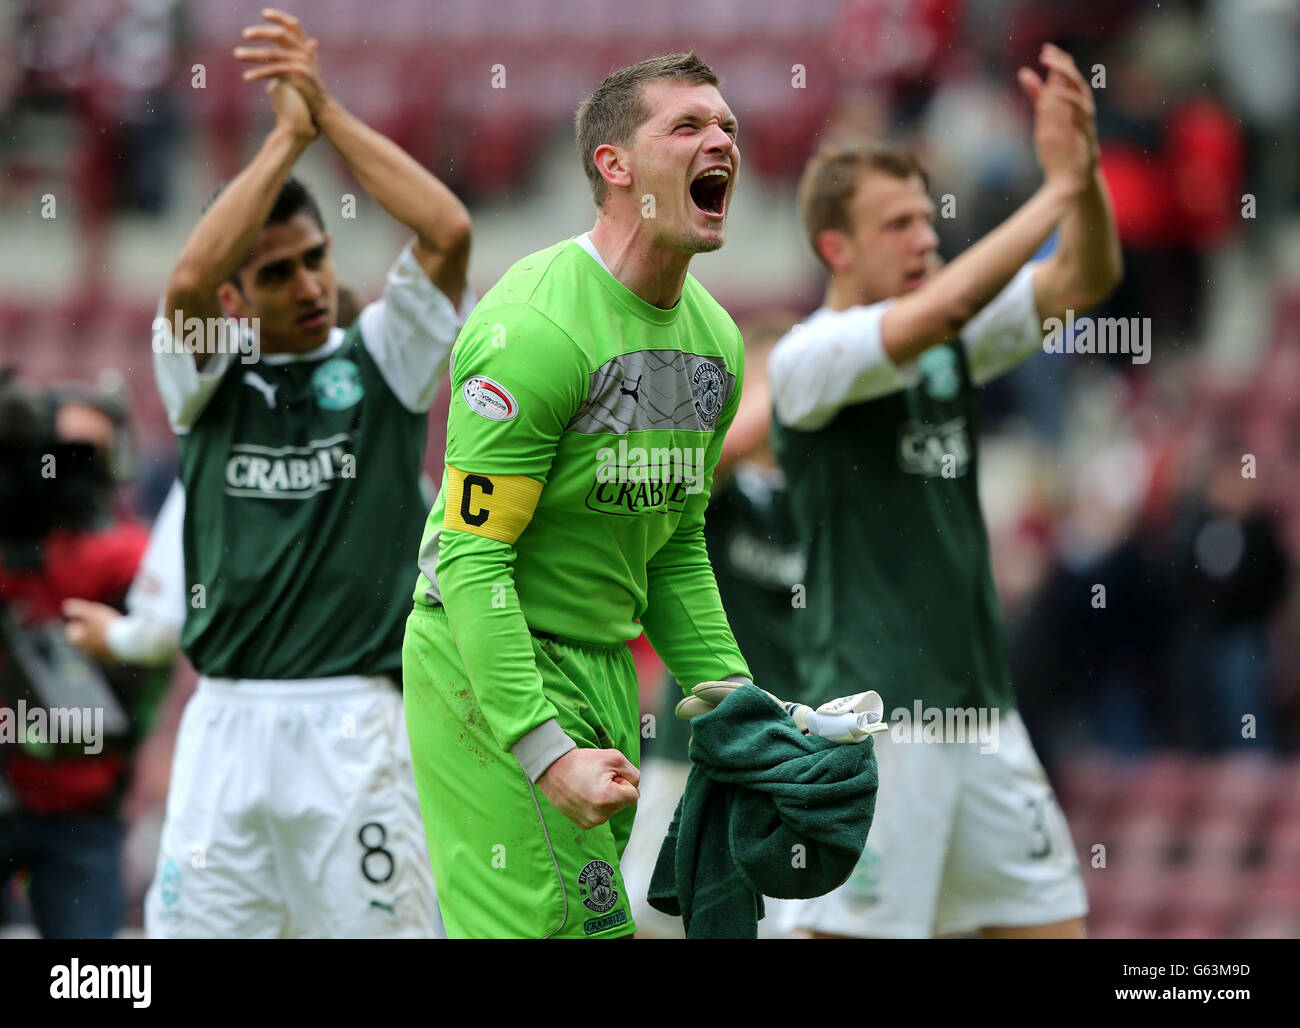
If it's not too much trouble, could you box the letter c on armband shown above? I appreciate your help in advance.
[443,466,543,544]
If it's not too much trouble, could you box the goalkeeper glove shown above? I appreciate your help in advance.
[676,681,887,745]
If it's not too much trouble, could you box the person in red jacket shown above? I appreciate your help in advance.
[0,377,151,937]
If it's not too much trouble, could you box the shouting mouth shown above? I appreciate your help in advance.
[689,166,730,220]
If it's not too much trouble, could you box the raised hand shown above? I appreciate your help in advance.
[234,8,330,121]
[1018,43,1096,196]
[1039,43,1100,166]
[265,76,317,142]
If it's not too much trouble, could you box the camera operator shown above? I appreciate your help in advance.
[0,373,157,938]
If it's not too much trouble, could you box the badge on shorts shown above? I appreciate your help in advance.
[577,859,618,913]
[463,375,517,421]
[844,845,882,908]
[160,858,182,907]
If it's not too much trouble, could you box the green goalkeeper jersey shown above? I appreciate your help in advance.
[411,237,752,755]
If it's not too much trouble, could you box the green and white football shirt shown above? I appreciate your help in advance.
[153,243,472,680]
[769,264,1044,713]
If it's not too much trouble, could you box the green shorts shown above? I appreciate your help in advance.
[402,604,641,939]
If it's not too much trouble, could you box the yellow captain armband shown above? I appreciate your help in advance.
[442,466,543,544]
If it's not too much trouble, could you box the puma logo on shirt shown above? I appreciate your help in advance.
[243,371,278,409]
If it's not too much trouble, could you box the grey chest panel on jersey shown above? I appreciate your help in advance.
[566,349,736,435]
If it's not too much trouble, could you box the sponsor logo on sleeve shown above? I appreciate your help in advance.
[463,376,517,421]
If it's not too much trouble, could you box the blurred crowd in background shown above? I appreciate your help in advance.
[0,0,1297,937]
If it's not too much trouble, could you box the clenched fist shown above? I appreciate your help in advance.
[535,747,640,830]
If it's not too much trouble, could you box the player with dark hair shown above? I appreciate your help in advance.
[143,9,472,938]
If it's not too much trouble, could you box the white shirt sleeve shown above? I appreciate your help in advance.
[107,479,187,666]
[960,262,1044,386]
[768,300,919,431]
[105,613,181,667]
[358,243,476,414]
[124,479,186,631]
[151,301,237,434]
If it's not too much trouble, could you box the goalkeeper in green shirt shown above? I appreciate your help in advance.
[403,53,752,939]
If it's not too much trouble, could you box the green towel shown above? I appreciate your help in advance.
[647,684,878,938]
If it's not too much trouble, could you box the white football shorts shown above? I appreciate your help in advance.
[145,675,441,938]
[788,709,1087,937]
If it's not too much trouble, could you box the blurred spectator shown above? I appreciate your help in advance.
[1166,447,1290,751]
[10,0,180,289]
[1091,15,1246,350]
[1209,0,1300,218]
[0,375,165,937]
[1012,440,1170,769]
